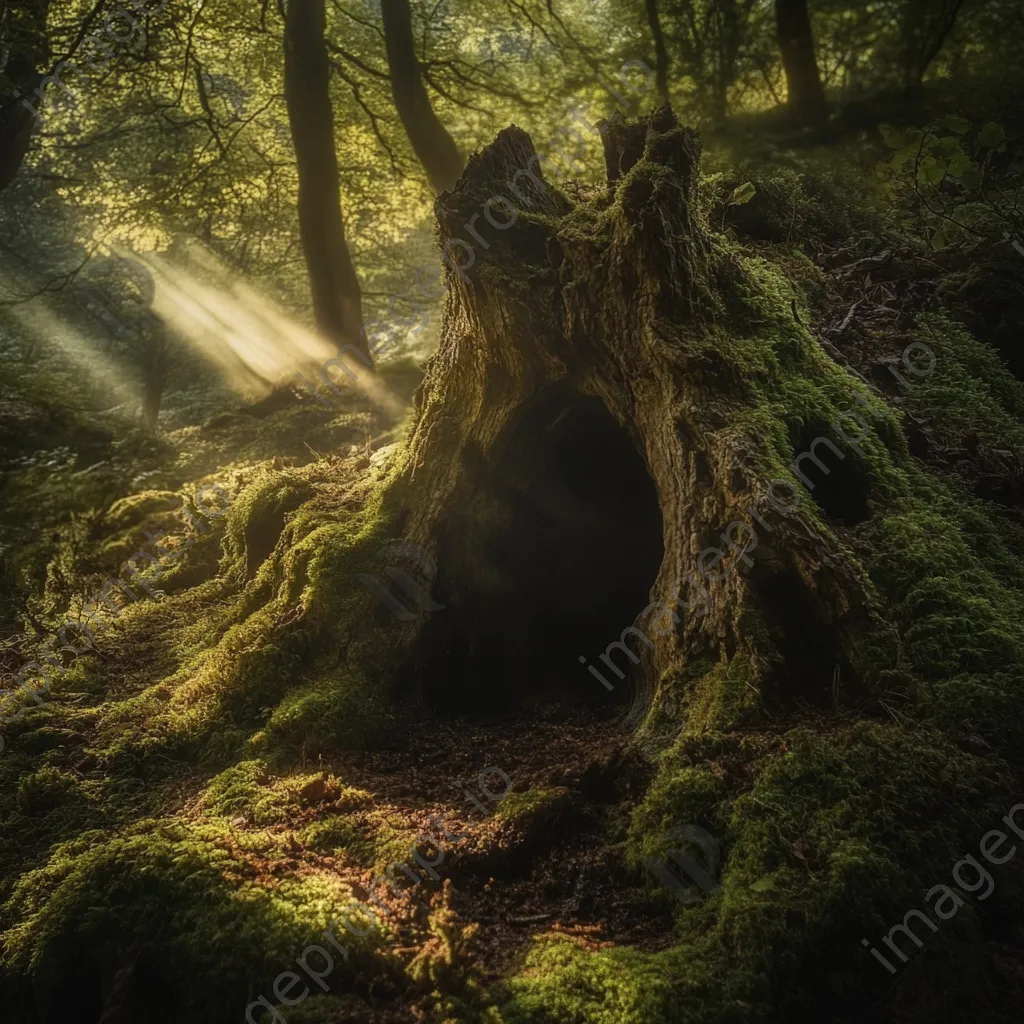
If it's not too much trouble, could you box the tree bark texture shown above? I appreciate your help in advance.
[381,0,464,195]
[376,107,888,731]
[284,0,369,360]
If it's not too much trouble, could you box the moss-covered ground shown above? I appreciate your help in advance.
[3,120,1024,1024]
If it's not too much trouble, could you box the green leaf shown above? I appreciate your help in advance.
[940,115,971,135]
[931,224,950,251]
[917,157,946,186]
[978,122,1006,148]
[879,124,906,149]
[891,145,918,169]
[961,166,984,190]
[947,151,973,179]
[943,219,964,241]
[727,181,756,207]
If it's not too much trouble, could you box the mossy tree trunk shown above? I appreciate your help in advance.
[374,106,888,730]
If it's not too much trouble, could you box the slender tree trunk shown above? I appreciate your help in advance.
[380,0,463,194]
[901,0,967,89]
[0,93,38,191]
[644,0,671,106]
[140,322,168,431]
[774,0,828,126]
[284,0,368,359]
[0,0,52,192]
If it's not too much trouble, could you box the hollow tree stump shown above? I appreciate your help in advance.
[376,106,890,733]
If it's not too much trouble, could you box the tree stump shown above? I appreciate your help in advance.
[339,113,1024,1018]
[375,106,889,733]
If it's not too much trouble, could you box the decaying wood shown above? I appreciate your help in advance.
[371,107,885,733]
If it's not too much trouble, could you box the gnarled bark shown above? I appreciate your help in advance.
[374,107,884,730]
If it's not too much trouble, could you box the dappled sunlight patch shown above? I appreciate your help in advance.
[255,667,393,761]
[499,937,676,1024]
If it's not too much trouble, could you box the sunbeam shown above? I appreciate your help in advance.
[136,244,407,417]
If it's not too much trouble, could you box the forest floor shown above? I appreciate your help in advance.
[4,112,1024,1024]
[279,697,672,1020]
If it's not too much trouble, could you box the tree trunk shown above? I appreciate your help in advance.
[140,320,169,431]
[644,0,671,107]
[284,0,368,360]
[380,0,464,195]
[0,0,52,192]
[901,0,967,89]
[375,107,881,725]
[0,92,38,191]
[774,0,828,126]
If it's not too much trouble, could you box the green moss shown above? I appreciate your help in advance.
[672,653,762,735]
[499,938,676,1024]
[494,787,569,829]
[102,490,181,532]
[254,666,392,759]
[300,816,375,863]
[199,761,372,828]
[627,764,727,865]
[508,723,1024,1024]
[709,143,886,247]
[861,491,1024,758]
[1,820,379,1022]
[81,474,404,773]
[221,469,316,582]
[902,312,1024,445]
[14,766,81,815]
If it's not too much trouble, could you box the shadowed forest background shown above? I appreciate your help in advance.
[2,1,1024,1022]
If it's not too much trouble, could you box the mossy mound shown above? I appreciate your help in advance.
[499,724,1024,1024]
[2,821,379,1023]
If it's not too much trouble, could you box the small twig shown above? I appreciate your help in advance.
[507,913,551,925]
[835,298,863,335]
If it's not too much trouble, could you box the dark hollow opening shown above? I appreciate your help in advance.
[419,386,664,718]
[753,564,863,709]
[790,424,872,526]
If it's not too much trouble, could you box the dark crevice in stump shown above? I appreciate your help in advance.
[411,386,663,717]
